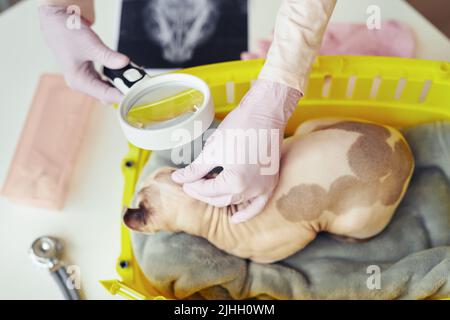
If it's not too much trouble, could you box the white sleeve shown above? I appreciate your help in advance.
[258,0,337,93]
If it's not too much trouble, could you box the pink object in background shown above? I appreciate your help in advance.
[241,20,416,60]
[1,74,94,210]
[320,20,416,57]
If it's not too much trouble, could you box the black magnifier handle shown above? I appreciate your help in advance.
[103,62,150,94]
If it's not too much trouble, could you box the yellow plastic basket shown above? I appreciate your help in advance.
[101,56,450,300]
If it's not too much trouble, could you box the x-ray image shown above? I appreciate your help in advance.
[117,0,248,69]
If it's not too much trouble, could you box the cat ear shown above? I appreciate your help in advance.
[123,204,148,232]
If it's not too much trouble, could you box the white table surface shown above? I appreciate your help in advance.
[0,0,449,300]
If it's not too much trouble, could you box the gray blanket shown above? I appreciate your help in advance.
[131,121,450,300]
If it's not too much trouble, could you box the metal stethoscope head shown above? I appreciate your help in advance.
[29,236,81,300]
[30,236,64,271]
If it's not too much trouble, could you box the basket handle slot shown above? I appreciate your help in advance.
[418,80,432,103]
[322,75,332,98]
[395,78,407,100]
[226,81,235,104]
[370,76,382,99]
[346,76,357,98]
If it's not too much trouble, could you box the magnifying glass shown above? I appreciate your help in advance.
[104,63,215,151]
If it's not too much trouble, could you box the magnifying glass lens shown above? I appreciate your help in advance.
[126,83,205,129]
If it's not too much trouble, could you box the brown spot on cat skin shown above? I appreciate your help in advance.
[318,121,392,181]
[276,184,327,221]
[316,121,391,139]
[348,133,391,181]
[277,121,413,222]
[380,140,413,205]
[327,176,379,215]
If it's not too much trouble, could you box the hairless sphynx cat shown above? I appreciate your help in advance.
[123,118,414,263]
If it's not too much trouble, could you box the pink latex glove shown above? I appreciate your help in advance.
[172,80,301,223]
[38,5,130,103]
